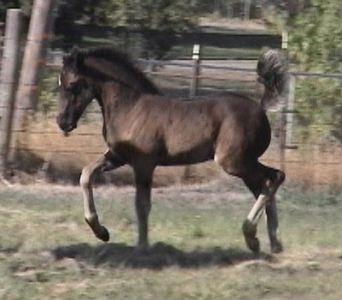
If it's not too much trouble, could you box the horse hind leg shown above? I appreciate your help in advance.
[215,151,284,253]
[215,154,260,252]
[80,151,125,242]
[265,198,283,253]
[242,162,285,253]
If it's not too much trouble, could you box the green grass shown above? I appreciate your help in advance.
[0,182,340,299]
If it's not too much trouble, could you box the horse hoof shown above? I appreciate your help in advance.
[242,220,260,253]
[271,240,283,253]
[246,236,260,253]
[242,219,257,237]
[97,226,110,242]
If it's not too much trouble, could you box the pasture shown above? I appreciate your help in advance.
[0,179,340,299]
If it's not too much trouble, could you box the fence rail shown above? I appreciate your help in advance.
[137,58,342,78]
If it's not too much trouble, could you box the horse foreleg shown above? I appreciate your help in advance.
[80,151,125,242]
[134,168,154,250]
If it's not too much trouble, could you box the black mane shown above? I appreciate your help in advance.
[66,46,160,95]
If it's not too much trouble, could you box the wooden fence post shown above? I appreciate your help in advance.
[0,9,22,175]
[12,0,55,149]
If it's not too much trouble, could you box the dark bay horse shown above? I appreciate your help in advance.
[57,47,288,253]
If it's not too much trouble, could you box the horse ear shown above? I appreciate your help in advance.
[74,50,84,71]
[63,47,84,71]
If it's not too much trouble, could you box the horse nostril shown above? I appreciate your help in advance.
[57,115,76,134]
[57,115,69,131]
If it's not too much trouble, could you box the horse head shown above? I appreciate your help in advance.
[57,48,96,135]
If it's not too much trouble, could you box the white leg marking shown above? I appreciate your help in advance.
[247,193,268,225]
[80,166,98,221]
[80,154,110,222]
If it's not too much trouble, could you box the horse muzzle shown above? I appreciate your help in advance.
[56,114,77,135]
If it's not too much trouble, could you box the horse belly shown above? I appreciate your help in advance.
[159,140,215,166]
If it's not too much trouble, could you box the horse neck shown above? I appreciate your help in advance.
[95,58,159,96]
[88,58,158,117]
[96,81,140,117]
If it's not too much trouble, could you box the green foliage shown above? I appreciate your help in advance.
[108,0,198,32]
[54,0,113,47]
[105,0,200,58]
[289,0,341,72]
[288,0,341,142]
[294,77,341,142]
[53,0,200,58]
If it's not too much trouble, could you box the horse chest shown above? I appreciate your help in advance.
[103,125,161,163]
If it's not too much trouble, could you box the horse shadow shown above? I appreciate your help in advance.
[51,242,275,269]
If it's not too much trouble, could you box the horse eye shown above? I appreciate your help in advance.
[65,82,78,91]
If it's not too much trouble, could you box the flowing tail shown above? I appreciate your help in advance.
[257,49,289,111]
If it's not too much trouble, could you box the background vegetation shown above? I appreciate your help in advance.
[0,0,340,143]
[287,0,341,142]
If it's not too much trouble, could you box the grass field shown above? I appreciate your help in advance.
[0,179,340,299]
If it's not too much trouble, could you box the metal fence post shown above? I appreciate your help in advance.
[189,44,201,98]
[0,9,22,175]
[183,44,201,181]
[243,0,251,20]
[286,75,296,146]
[278,30,289,172]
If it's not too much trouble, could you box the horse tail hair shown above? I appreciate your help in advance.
[257,49,289,111]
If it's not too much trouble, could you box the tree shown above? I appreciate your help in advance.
[52,0,200,58]
[106,0,199,58]
[0,0,32,22]
[288,0,341,142]
[54,0,113,48]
